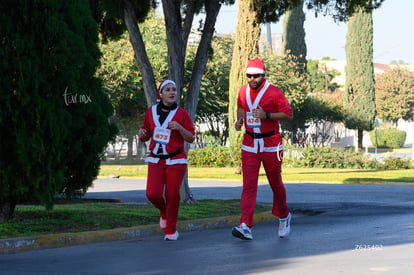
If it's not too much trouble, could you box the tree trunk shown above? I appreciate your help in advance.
[121,0,158,107]
[162,0,222,202]
[127,134,133,159]
[0,198,16,221]
[180,142,195,203]
[228,0,262,168]
[358,128,363,150]
[137,138,146,160]
[185,0,221,121]
[122,0,223,202]
[179,0,222,202]
[161,0,194,104]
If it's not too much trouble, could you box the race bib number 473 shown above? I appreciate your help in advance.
[153,127,171,144]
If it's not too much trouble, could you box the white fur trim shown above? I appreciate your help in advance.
[246,67,265,74]
[159,80,176,93]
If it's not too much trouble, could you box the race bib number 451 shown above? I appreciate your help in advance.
[153,127,171,144]
[246,112,261,128]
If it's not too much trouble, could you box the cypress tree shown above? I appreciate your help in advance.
[344,1,376,149]
[0,0,117,220]
[281,0,307,143]
[282,0,307,72]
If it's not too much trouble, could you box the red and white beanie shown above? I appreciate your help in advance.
[157,80,176,102]
[246,58,265,74]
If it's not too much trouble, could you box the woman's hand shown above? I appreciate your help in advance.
[168,121,194,143]
[138,128,147,139]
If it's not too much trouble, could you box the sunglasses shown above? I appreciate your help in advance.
[246,74,263,79]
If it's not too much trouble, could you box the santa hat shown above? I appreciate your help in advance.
[246,58,265,74]
[157,80,176,102]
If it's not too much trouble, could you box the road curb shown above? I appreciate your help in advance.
[0,212,275,254]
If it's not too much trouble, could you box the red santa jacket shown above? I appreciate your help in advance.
[237,79,293,153]
[140,104,195,165]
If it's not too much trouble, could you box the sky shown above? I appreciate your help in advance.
[212,0,412,65]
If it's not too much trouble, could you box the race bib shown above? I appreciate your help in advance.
[153,127,171,144]
[246,112,261,128]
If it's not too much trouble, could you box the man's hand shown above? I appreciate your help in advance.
[235,117,243,131]
[253,105,266,119]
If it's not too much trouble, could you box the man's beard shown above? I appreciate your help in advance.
[248,78,264,90]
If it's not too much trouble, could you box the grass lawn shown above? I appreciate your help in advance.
[0,200,271,239]
[99,164,414,184]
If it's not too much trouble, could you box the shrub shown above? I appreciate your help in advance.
[188,146,234,167]
[382,157,411,169]
[282,145,304,168]
[287,146,380,169]
[188,145,411,169]
[369,128,406,149]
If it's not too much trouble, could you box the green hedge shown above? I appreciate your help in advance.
[285,146,413,169]
[188,146,235,167]
[369,129,406,149]
[188,145,412,169]
[284,147,375,169]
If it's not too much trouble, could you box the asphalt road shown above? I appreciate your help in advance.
[1,178,414,274]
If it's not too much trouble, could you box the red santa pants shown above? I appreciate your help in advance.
[146,160,187,234]
[240,150,289,227]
